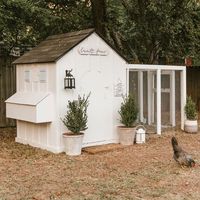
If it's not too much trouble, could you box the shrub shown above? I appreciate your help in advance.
[185,96,197,120]
[119,94,138,127]
[62,93,90,134]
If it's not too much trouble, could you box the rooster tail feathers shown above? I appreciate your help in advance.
[171,136,178,151]
[171,136,178,146]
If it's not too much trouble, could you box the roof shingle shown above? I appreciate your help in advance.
[13,29,95,64]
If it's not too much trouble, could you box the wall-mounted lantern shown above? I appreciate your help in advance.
[64,69,75,89]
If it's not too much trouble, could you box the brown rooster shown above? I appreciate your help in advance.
[171,136,195,167]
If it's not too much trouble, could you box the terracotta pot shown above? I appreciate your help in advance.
[118,126,136,145]
[184,120,198,133]
[63,133,84,156]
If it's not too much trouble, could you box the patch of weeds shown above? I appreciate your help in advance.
[98,192,117,200]
[141,187,168,198]
[95,175,137,200]
[140,166,171,182]
[120,177,137,189]
[72,180,84,188]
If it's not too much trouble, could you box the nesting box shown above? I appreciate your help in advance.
[5,29,128,153]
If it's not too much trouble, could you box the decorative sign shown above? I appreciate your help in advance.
[78,47,109,56]
[114,79,124,97]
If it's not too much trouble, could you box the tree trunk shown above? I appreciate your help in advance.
[91,0,107,36]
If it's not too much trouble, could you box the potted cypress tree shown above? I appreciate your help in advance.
[118,94,138,145]
[184,96,198,133]
[62,94,90,155]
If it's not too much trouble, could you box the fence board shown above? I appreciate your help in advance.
[187,67,200,112]
[0,56,16,127]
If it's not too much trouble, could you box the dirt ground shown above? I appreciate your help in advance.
[1,128,200,200]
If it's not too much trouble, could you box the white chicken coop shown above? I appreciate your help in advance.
[5,29,186,153]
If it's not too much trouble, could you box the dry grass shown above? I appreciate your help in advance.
[1,128,200,200]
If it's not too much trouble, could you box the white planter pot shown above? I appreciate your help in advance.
[184,120,198,133]
[118,126,136,145]
[63,133,84,156]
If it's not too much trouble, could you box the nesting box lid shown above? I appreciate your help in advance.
[5,92,51,106]
[5,92,54,123]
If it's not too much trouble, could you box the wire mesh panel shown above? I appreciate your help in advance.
[175,71,181,127]
[161,72,171,126]
[129,71,139,107]
[161,92,170,126]
[143,72,148,123]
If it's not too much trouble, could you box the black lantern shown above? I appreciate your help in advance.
[64,69,75,89]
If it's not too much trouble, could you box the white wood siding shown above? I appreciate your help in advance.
[57,33,127,148]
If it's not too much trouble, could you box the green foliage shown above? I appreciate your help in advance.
[0,0,51,50]
[1,0,200,64]
[119,0,200,64]
[62,94,90,134]
[185,96,197,120]
[0,0,92,53]
[119,94,138,127]
[95,0,200,64]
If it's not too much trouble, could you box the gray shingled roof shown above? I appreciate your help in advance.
[13,28,128,64]
[13,29,95,64]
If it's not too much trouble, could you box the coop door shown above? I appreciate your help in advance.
[153,71,171,127]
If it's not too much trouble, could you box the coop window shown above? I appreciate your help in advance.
[39,70,47,83]
[24,70,30,82]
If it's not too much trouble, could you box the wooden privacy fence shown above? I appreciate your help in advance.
[0,56,16,127]
[187,67,200,112]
